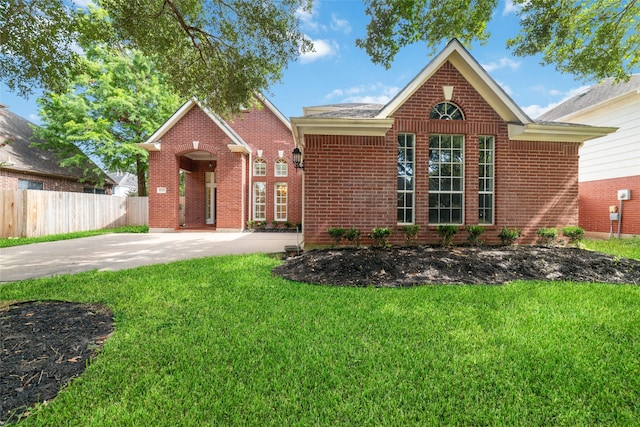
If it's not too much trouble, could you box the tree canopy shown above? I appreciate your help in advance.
[32,44,181,196]
[1,0,312,116]
[356,0,639,81]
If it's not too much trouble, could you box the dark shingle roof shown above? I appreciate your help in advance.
[0,107,113,184]
[538,74,640,121]
[304,103,385,118]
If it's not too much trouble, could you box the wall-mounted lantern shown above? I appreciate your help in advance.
[292,147,304,171]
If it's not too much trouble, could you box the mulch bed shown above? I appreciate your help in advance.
[273,245,640,287]
[1,301,113,425]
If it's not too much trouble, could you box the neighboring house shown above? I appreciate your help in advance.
[0,105,114,193]
[140,95,302,231]
[538,75,639,237]
[108,172,139,197]
[291,39,616,247]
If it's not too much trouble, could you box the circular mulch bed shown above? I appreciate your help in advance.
[1,301,113,424]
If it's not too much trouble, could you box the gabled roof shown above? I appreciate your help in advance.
[537,74,640,121]
[0,107,114,185]
[377,39,531,123]
[140,98,252,154]
[140,94,290,155]
[291,39,616,146]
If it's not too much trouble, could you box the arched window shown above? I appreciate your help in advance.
[253,158,266,176]
[430,102,464,120]
[275,158,288,177]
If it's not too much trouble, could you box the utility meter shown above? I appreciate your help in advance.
[617,189,631,200]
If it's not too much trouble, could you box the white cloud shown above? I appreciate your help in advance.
[325,83,399,104]
[330,14,352,34]
[71,0,94,7]
[29,114,41,124]
[482,57,521,72]
[296,4,326,33]
[502,0,520,16]
[299,38,338,63]
[496,80,513,96]
[522,85,591,118]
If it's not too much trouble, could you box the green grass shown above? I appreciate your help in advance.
[1,240,639,425]
[584,236,640,261]
[0,226,148,248]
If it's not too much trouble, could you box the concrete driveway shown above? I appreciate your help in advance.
[0,232,301,282]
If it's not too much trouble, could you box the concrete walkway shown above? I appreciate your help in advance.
[0,232,301,282]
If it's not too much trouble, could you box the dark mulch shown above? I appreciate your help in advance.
[0,301,113,425]
[273,245,640,287]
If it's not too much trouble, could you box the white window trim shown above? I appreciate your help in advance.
[275,158,288,177]
[428,134,465,225]
[479,135,495,225]
[274,182,287,221]
[253,158,266,177]
[397,133,415,225]
[253,182,266,221]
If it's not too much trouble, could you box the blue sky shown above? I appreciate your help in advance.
[0,0,618,124]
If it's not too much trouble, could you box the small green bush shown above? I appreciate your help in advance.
[246,220,256,230]
[344,227,361,247]
[284,221,292,228]
[498,227,522,246]
[403,225,420,245]
[465,225,486,246]
[369,228,392,248]
[536,227,558,246]
[562,225,585,244]
[327,228,347,246]
[436,225,458,247]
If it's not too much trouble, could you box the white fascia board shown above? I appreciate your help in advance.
[508,123,619,143]
[139,142,161,152]
[377,39,531,124]
[256,93,291,130]
[141,99,197,146]
[291,117,394,148]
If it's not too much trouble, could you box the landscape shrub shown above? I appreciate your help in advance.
[465,225,486,246]
[562,225,585,245]
[369,228,392,248]
[402,225,420,246]
[436,225,458,247]
[498,227,522,246]
[327,228,346,246]
[536,227,558,246]
[344,227,361,247]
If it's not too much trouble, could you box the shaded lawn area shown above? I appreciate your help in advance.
[0,248,639,425]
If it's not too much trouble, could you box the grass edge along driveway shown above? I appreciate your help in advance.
[1,241,639,425]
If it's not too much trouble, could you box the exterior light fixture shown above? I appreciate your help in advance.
[208,152,213,169]
[292,147,304,171]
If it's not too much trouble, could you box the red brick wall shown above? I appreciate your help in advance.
[0,169,112,193]
[580,175,640,235]
[303,62,581,246]
[147,101,301,230]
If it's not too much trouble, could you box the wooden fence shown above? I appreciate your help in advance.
[0,190,148,238]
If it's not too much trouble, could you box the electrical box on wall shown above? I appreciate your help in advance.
[618,189,631,200]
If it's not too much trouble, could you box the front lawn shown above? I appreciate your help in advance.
[0,240,639,425]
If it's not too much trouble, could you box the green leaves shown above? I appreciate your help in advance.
[33,42,181,195]
[357,0,639,81]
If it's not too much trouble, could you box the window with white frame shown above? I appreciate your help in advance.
[430,102,464,120]
[479,135,494,224]
[429,134,464,224]
[275,183,287,221]
[397,134,415,224]
[18,179,43,190]
[253,158,266,176]
[253,182,266,221]
[275,158,288,177]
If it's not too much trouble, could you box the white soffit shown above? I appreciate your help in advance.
[508,123,619,142]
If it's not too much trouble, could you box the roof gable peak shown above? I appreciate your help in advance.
[377,39,531,124]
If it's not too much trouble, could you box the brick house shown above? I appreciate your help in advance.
[140,96,302,231]
[538,75,639,237]
[291,39,616,247]
[0,105,114,193]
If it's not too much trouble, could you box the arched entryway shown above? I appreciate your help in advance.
[178,149,218,230]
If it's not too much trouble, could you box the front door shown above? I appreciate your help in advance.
[205,171,216,225]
